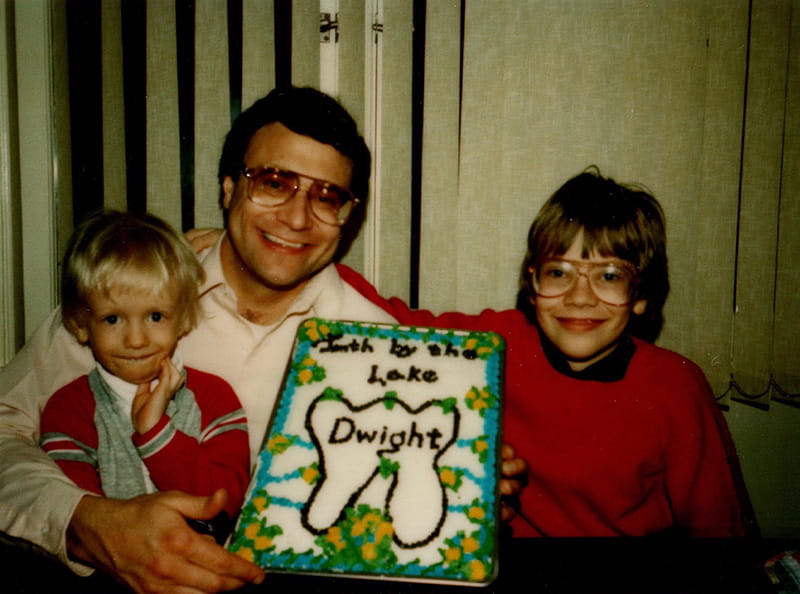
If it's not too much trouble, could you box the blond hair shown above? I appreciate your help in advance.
[61,210,205,337]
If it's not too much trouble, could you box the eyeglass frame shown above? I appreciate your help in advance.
[530,257,640,306]
[240,165,359,226]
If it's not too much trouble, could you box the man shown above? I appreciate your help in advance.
[0,87,525,593]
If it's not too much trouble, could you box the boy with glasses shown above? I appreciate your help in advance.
[345,167,753,537]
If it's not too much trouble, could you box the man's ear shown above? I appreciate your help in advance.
[632,299,647,315]
[222,176,235,209]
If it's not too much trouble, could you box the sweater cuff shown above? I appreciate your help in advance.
[132,415,175,459]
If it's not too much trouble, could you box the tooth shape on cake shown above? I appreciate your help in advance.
[381,400,458,547]
[302,391,459,548]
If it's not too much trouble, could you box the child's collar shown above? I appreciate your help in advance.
[538,328,635,382]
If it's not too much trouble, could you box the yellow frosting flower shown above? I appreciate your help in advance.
[462,537,480,554]
[350,520,367,537]
[235,547,255,562]
[444,547,461,562]
[302,466,319,484]
[304,320,320,341]
[252,496,268,511]
[375,521,394,542]
[469,559,487,581]
[468,506,485,520]
[472,398,488,411]
[254,536,272,550]
[440,468,457,486]
[326,526,345,550]
[267,435,289,453]
[363,511,381,525]
[297,368,313,384]
[244,522,260,540]
[361,542,377,561]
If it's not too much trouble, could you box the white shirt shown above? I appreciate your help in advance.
[0,234,395,571]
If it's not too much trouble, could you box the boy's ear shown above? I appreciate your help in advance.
[222,176,235,209]
[69,320,90,345]
[527,266,536,305]
[179,321,192,340]
[632,299,647,315]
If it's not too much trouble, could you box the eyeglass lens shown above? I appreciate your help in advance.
[534,260,635,305]
[245,167,354,225]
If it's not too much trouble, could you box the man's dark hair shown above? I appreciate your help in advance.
[218,86,371,259]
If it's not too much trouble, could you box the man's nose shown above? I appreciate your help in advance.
[278,188,313,230]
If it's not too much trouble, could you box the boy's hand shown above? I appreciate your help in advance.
[499,443,528,522]
[132,358,183,435]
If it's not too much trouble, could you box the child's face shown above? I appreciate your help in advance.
[530,231,647,371]
[74,286,185,384]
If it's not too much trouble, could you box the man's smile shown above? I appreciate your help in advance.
[261,231,306,250]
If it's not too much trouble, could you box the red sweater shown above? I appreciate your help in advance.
[40,367,250,518]
[337,264,752,537]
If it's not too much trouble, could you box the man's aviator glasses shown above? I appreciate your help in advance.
[532,258,638,306]
[242,166,358,226]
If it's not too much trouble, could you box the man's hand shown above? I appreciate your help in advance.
[132,358,183,435]
[67,490,265,593]
[499,443,528,523]
[185,229,222,255]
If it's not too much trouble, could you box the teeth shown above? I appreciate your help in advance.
[263,232,304,249]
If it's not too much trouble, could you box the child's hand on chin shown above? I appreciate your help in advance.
[132,358,183,434]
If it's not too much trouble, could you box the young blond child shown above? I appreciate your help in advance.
[341,168,754,537]
[40,210,250,539]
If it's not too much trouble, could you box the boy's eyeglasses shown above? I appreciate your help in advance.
[241,166,358,226]
[532,258,638,306]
